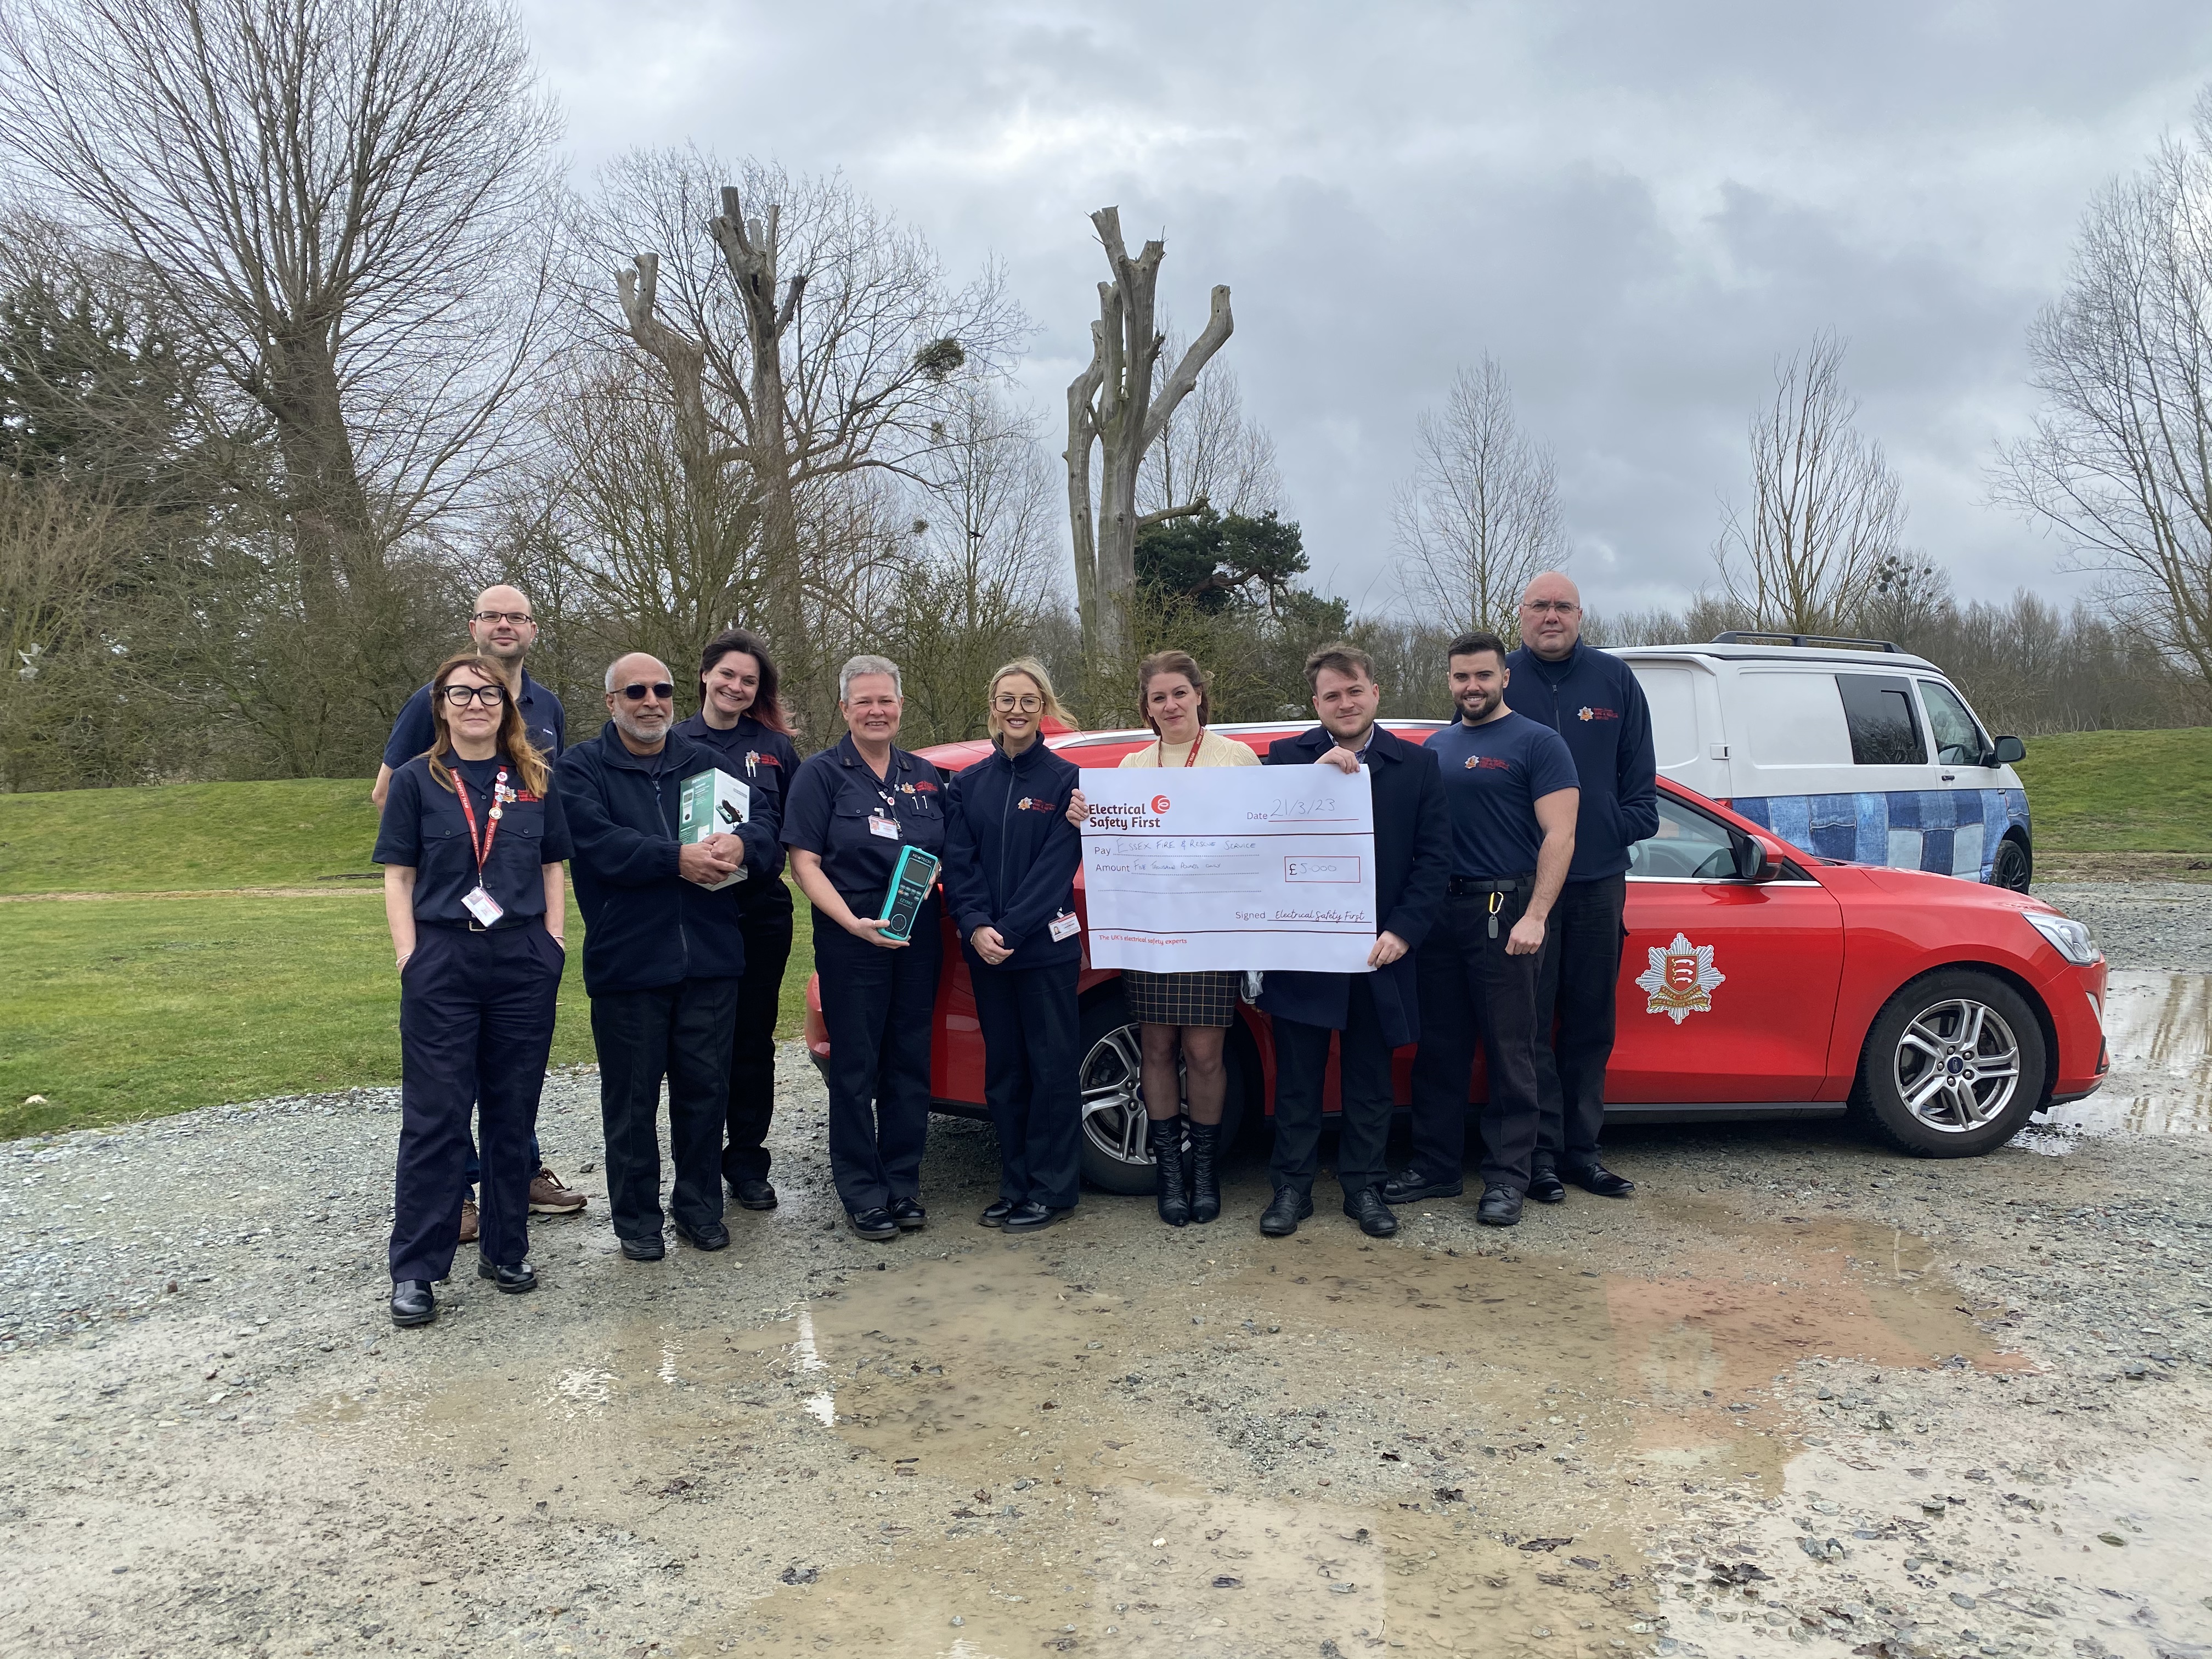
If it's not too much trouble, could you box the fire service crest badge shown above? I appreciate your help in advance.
[1635,932,1724,1023]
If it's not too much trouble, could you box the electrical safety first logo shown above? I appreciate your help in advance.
[1637,932,1724,1023]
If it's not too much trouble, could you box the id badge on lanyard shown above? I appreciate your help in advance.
[453,769,509,926]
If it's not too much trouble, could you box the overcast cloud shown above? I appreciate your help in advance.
[518,0,2212,623]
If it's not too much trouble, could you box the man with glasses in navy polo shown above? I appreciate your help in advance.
[374,584,586,1235]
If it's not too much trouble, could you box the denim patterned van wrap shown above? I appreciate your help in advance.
[1729,788,2030,883]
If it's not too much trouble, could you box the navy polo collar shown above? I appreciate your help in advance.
[836,731,911,775]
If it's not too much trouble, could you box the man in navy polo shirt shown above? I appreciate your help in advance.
[371,583,584,1233]
[371,585,566,809]
[1504,572,1657,1203]
[1385,630,1578,1228]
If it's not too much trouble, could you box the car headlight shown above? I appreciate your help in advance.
[2024,910,2102,966]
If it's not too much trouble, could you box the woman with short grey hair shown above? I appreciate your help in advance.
[781,654,949,1242]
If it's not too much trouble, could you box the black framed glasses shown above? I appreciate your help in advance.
[472,610,535,625]
[617,682,676,702]
[991,693,1043,713]
[440,684,509,707]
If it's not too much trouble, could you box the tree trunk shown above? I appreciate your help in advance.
[1065,207,1232,681]
[261,328,379,625]
[709,190,817,724]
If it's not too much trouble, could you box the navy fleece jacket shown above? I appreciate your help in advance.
[1502,640,1660,882]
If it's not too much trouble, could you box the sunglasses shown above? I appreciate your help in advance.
[616,682,676,702]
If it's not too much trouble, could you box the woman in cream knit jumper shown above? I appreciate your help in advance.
[1115,651,1256,1227]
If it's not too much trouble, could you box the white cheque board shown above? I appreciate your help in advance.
[1079,765,1378,973]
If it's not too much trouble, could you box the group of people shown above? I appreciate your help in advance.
[369,571,1656,1330]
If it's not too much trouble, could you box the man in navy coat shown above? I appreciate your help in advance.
[1256,644,1451,1237]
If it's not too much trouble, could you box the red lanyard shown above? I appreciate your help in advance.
[452,766,507,873]
[1156,735,1204,767]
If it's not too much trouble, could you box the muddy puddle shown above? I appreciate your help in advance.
[365,1202,2027,1657]
[2025,970,2212,1149]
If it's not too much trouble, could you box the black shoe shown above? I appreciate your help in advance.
[890,1197,927,1232]
[1259,1187,1313,1237]
[849,1207,899,1242]
[732,1178,778,1211]
[477,1259,538,1294]
[978,1198,1015,1228]
[1001,1200,1065,1233]
[1148,1118,1190,1228]
[1345,1188,1399,1238]
[1527,1167,1567,1204]
[1476,1185,1524,1227]
[673,1218,731,1251]
[1566,1164,1635,1198]
[1187,1121,1222,1225]
[619,1234,666,1261]
[389,1280,436,1327]
[1380,1168,1463,1205]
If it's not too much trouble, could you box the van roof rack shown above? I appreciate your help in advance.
[1709,630,1901,652]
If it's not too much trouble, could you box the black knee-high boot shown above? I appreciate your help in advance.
[1187,1121,1221,1224]
[1148,1117,1189,1228]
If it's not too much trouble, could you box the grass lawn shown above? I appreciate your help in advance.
[0,778,382,893]
[2014,727,2212,852]
[0,776,817,1137]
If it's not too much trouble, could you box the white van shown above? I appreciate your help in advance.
[1611,636,2033,890]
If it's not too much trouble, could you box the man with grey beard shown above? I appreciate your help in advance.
[557,654,780,1261]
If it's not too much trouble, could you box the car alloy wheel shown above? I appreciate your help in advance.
[1079,1019,1153,1181]
[1891,996,2022,1133]
[1990,836,2032,893]
[1853,968,2047,1158]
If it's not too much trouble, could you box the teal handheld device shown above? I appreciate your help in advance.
[878,846,941,944]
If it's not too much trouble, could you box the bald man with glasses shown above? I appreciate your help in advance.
[557,654,781,1259]
[1503,573,1658,1203]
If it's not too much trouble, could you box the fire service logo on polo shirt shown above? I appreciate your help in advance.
[1636,932,1724,1023]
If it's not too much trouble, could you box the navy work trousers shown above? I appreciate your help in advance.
[723,901,794,1186]
[970,957,1081,1210]
[390,923,562,1284]
[590,975,740,1245]
[1532,873,1626,1173]
[815,896,942,1214]
[1407,887,1544,1194]
[1270,976,1394,1203]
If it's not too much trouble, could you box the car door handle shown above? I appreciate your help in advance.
[1940,772,1956,782]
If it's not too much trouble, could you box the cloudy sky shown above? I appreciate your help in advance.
[519,0,2212,622]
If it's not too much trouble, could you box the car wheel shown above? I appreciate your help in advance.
[1850,969,2046,1158]
[1076,991,1250,1195]
[1990,834,2032,893]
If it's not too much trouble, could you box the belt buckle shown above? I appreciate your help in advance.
[467,918,490,934]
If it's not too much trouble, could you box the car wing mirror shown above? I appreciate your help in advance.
[1991,735,2026,765]
[1731,830,1780,882]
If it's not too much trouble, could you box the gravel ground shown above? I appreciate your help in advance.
[2035,881,2212,975]
[2,893,2209,1659]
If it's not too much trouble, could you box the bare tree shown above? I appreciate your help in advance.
[0,0,561,623]
[1392,356,1566,635]
[1064,207,1233,667]
[1137,324,1280,519]
[1714,332,1908,635]
[1993,89,2212,688]
[594,149,1027,714]
[881,389,1065,742]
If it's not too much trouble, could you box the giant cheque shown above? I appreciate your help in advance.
[1078,765,1379,974]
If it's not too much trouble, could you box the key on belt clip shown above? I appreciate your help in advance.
[1487,890,1502,940]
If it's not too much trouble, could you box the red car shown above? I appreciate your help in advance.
[803,719,2110,1192]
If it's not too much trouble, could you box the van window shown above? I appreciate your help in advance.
[1836,674,1926,765]
[1628,794,1740,880]
[1918,680,1988,766]
[1741,671,1853,766]
[1633,667,1700,769]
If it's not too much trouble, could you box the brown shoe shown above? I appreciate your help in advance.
[457,1197,479,1245]
[528,1166,587,1216]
